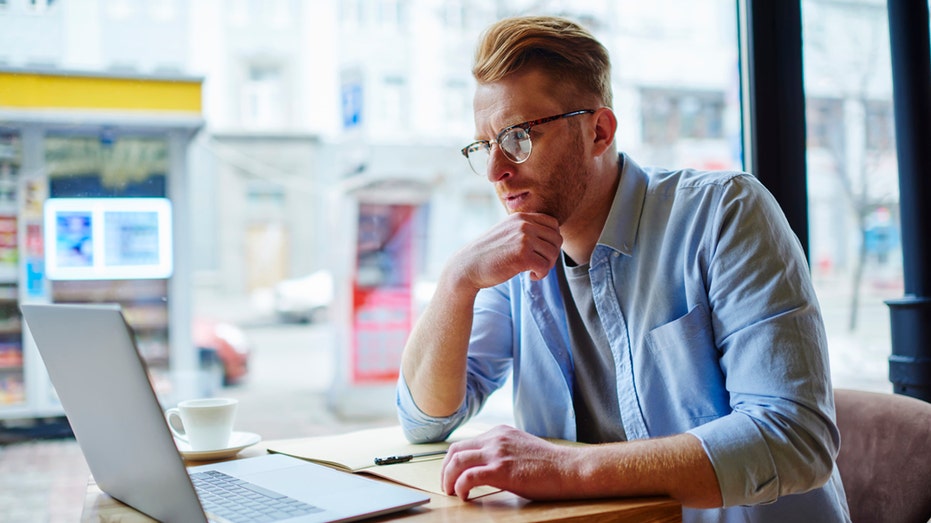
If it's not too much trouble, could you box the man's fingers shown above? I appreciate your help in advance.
[461,213,563,289]
[529,239,561,275]
[454,465,497,500]
[517,213,563,250]
[441,447,486,495]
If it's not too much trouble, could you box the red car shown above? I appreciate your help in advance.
[193,317,251,386]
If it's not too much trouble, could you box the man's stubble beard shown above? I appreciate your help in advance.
[537,132,589,225]
[493,129,589,224]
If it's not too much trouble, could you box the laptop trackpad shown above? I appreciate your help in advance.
[244,463,426,517]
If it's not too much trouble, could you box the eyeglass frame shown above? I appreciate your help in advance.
[460,109,596,175]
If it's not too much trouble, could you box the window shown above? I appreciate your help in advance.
[806,98,844,150]
[45,136,168,198]
[339,0,363,27]
[1,3,758,518]
[106,0,134,19]
[641,89,726,144]
[27,0,56,12]
[0,130,22,407]
[377,75,407,128]
[241,64,285,129]
[246,180,286,210]
[148,0,177,21]
[229,0,249,26]
[443,79,470,129]
[264,0,290,28]
[865,100,894,152]
[609,1,740,171]
[802,0,900,392]
[375,0,403,29]
[444,0,466,30]
[0,131,18,210]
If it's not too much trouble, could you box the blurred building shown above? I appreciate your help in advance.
[0,0,902,331]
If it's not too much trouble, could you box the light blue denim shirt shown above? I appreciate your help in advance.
[398,154,850,522]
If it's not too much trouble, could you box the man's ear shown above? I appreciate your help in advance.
[590,107,618,157]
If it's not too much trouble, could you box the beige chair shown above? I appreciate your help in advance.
[834,388,931,523]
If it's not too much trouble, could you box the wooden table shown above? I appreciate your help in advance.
[81,446,681,522]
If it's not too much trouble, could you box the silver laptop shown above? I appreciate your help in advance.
[21,303,429,523]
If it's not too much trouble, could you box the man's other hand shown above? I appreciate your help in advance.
[440,425,578,500]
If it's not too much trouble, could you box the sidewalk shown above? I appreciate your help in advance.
[0,439,90,523]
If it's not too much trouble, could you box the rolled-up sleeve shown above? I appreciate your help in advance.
[396,371,470,443]
[689,375,839,506]
[397,283,515,443]
[687,175,839,507]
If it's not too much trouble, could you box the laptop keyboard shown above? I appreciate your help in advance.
[191,469,324,523]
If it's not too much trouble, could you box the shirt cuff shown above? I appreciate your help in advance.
[688,412,779,507]
[396,371,469,443]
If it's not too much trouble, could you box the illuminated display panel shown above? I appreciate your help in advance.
[44,198,173,280]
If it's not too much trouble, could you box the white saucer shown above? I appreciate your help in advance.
[175,431,262,461]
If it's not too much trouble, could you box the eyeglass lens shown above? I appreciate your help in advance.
[467,128,532,175]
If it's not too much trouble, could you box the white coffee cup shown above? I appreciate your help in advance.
[165,397,238,451]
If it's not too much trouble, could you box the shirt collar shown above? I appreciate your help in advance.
[597,152,647,257]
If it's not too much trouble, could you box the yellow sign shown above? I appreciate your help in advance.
[0,71,201,113]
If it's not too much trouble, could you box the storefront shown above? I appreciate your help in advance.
[0,68,203,421]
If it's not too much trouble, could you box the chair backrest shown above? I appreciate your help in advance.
[834,388,931,523]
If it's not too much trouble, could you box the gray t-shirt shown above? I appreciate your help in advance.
[557,253,627,444]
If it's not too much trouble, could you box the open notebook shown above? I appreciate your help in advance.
[265,425,500,498]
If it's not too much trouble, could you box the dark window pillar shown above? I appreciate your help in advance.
[739,0,809,259]
[886,0,931,402]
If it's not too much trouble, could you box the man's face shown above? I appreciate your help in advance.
[472,69,591,225]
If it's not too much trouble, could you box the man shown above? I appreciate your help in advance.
[397,15,850,521]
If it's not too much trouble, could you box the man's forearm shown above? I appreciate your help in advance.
[442,426,723,506]
[575,433,723,507]
[400,270,480,417]
[402,212,562,417]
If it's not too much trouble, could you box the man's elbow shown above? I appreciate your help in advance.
[778,429,838,495]
[401,425,449,444]
[396,395,461,444]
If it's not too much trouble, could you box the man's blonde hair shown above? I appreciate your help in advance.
[472,16,612,108]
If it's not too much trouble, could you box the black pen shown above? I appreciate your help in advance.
[374,449,448,466]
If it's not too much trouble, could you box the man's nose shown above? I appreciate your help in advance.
[485,145,514,182]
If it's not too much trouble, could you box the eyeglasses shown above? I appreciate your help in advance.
[460,109,596,175]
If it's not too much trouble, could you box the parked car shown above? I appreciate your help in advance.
[193,317,251,386]
[273,270,333,323]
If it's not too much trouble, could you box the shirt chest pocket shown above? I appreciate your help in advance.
[644,304,730,428]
